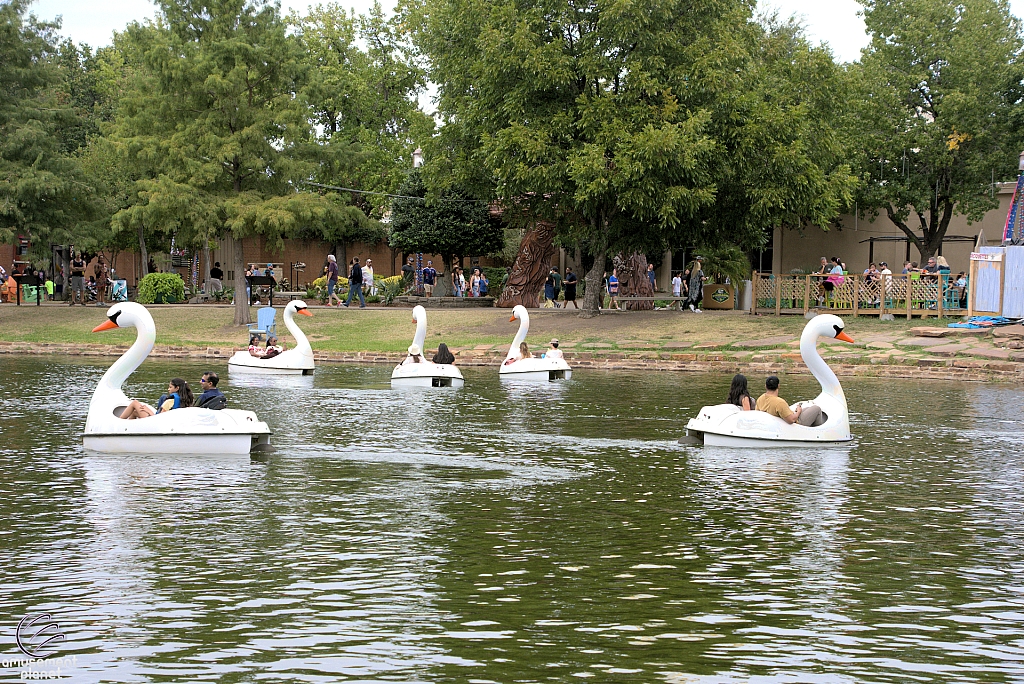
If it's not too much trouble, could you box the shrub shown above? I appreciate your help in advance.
[309,275,348,303]
[213,287,233,302]
[381,277,404,306]
[481,267,507,295]
[137,273,185,304]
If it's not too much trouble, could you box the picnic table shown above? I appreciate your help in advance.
[617,296,690,309]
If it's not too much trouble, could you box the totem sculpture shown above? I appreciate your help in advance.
[496,222,556,308]
[615,252,655,310]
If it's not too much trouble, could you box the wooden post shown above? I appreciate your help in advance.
[998,257,1006,316]
[751,271,758,314]
[803,275,811,314]
[937,276,944,318]
[906,275,912,319]
[852,276,859,317]
[775,275,782,316]
[968,260,977,318]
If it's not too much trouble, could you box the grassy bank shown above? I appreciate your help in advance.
[0,303,934,353]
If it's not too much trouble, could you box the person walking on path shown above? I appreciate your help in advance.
[94,256,109,307]
[326,254,341,307]
[686,259,704,313]
[363,259,375,296]
[344,258,366,308]
[608,269,620,310]
[551,267,562,306]
[543,270,556,307]
[671,272,682,309]
[70,252,86,305]
[647,263,657,291]
[209,262,224,292]
[563,267,578,309]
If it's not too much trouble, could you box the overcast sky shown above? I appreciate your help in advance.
[26,0,1024,64]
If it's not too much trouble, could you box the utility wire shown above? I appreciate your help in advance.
[294,180,489,203]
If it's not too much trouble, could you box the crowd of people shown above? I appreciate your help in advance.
[813,254,967,308]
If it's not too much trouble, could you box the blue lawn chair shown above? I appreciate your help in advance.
[246,306,277,341]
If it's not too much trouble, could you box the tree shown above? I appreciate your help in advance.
[0,1,95,258]
[388,169,504,271]
[294,1,433,239]
[108,0,376,324]
[848,0,1024,261]
[414,0,855,316]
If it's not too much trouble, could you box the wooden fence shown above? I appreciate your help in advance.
[752,272,967,318]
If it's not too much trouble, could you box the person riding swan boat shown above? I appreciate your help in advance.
[684,314,854,446]
[85,302,271,454]
[499,305,572,381]
[391,305,465,388]
[228,300,314,375]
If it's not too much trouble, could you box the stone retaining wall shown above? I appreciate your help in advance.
[2,340,1022,382]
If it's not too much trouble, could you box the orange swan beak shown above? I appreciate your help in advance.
[297,309,313,317]
[836,331,854,343]
[93,320,118,332]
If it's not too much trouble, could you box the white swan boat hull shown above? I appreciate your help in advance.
[684,397,852,447]
[499,357,572,382]
[391,362,465,388]
[227,349,314,374]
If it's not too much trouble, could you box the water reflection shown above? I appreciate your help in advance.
[0,357,1023,683]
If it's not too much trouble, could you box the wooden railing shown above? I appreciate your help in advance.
[751,272,968,318]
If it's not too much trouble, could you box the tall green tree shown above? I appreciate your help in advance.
[0,0,94,259]
[389,168,503,270]
[413,0,855,314]
[110,0,375,324]
[848,0,1024,261]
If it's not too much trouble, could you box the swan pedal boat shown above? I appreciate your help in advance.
[85,302,272,455]
[499,305,572,382]
[228,300,315,375]
[684,314,854,447]
[391,305,465,388]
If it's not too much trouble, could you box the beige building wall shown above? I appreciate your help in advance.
[771,182,1017,276]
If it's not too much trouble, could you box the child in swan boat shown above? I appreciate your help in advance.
[119,378,194,419]
[403,344,424,364]
[504,341,531,365]
[432,343,455,365]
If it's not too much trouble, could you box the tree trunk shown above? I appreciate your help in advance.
[233,236,251,325]
[616,252,654,310]
[203,240,212,294]
[495,221,555,308]
[138,222,149,279]
[579,247,606,318]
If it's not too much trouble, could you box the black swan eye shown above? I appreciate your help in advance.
[109,310,121,326]
[833,324,842,337]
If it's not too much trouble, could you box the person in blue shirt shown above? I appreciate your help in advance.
[422,261,437,297]
[119,378,194,419]
[608,269,620,310]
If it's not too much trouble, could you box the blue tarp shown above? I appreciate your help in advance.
[949,316,1021,328]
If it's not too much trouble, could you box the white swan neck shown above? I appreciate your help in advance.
[801,324,844,403]
[284,306,311,355]
[507,310,529,359]
[413,311,427,351]
[99,318,155,392]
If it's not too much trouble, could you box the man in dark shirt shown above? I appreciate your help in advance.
[70,253,86,305]
[422,260,437,297]
[922,256,940,282]
[344,258,366,308]
[209,262,224,292]
[196,372,226,409]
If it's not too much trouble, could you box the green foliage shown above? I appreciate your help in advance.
[389,169,503,269]
[213,287,233,302]
[137,272,185,304]
[0,1,96,255]
[846,0,1024,260]
[380,276,404,306]
[481,267,506,294]
[693,244,751,285]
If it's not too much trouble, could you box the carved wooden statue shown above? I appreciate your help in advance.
[496,222,556,308]
[615,252,655,310]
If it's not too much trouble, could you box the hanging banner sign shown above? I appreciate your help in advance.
[970,252,1003,262]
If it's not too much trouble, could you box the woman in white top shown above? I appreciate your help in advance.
[363,259,375,295]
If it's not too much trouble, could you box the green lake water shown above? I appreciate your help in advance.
[1,356,1023,682]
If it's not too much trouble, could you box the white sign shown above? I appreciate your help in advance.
[970,252,1003,262]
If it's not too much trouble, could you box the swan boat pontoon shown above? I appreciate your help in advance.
[684,314,854,447]
[85,303,272,454]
